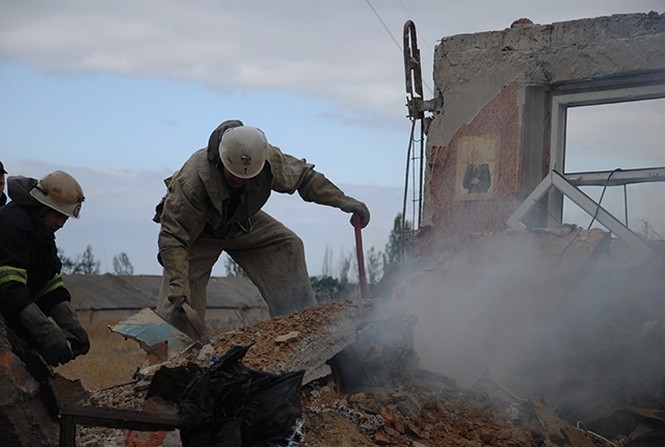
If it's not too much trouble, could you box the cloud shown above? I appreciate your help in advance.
[19,1,655,122]
[3,1,664,181]
[0,1,415,123]
[3,0,663,126]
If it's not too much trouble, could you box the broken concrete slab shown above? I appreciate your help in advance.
[135,299,377,394]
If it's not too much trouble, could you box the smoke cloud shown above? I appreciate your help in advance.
[375,226,665,423]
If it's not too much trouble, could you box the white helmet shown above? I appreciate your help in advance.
[30,170,85,218]
[218,126,268,179]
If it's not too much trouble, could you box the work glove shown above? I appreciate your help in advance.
[158,248,210,342]
[49,301,90,358]
[20,302,74,366]
[338,197,371,229]
[299,172,371,228]
[158,247,192,308]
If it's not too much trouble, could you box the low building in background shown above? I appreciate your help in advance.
[63,274,269,329]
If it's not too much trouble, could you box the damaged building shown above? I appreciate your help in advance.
[1,11,665,447]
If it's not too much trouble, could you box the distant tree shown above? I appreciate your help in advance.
[338,252,352,287]
[321,246,333,277]
[78,245,101,274]
[384,213,411,266]
[310,275,344,303]
[59,245,100,275]
[58,248,77,275]
[224,254,247,277]
[365,246,384,285]
[112,252,134,275]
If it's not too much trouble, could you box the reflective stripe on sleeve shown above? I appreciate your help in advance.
[35,274,65,298]
[0,265,28,285]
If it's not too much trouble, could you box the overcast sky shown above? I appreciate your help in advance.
[1,1,663,276]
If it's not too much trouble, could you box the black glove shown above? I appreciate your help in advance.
[49,301,90,357]
[20,302,73,366]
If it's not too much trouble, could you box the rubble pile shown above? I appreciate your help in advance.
[75,298,607,447]
[300,379,547,447]
[4,228,663,446]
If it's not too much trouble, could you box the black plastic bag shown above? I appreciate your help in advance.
[179,345,305,447]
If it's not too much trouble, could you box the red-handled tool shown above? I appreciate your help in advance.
[353,214,369,299]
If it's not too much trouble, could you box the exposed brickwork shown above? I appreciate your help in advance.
[420,82,523,255]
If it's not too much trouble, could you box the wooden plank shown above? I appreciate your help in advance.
[59,403,179,447]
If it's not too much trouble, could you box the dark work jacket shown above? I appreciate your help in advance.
[0,177,69,330]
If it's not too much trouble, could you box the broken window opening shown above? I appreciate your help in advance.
[544,80,665,241]
[562,98,665,238]
[508,82,665,266]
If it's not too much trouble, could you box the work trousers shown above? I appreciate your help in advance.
[157,211,316,335]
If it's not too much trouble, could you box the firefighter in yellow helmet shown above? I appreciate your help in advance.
[154,120,370,340]
[0,170,90,366]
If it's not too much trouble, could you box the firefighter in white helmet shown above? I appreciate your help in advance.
[0,170,90,366]
[154,119,370,340]
[219,126,269,179]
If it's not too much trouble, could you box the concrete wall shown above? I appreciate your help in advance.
[418,12,665,256]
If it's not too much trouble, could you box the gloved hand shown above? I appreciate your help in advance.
[20,302,73,366]
[158,247,191,307]
[49,301,90,357]
[338,197,371,228]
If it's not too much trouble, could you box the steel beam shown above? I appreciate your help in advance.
[507,170,659,267]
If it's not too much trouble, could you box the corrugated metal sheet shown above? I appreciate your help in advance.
[63,274,266,311]
[109,307,197,360]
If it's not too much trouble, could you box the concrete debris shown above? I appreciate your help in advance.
[275,330,300,344]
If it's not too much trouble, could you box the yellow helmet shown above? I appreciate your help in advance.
[30,170,85,218]
[218,126,269,179]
